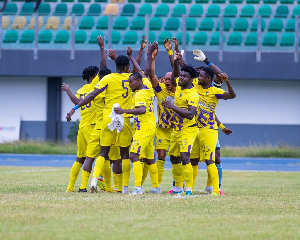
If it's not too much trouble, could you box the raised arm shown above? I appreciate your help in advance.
[172,37,187,67]
[170,52,182,87]
[108,49,118,62]
[62,83,80,105]
[127,47,146,78]
[149,48,159,88]
[144,42,158,78]
[97,36,107,69]
[218,73,236,99]
[163,38,174,69]
[135,36,148,66]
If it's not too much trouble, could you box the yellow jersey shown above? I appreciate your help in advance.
[133,87,156,130]
[172,82,199,131]
[154,82,175,129]
[195,84,225,130]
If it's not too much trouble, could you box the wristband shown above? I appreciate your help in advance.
[168,49,173,55]
[72,105,79,110]
[219,123,225,131]
[204,58,211,65]
[208,62,212,67]
[213,81,223,88]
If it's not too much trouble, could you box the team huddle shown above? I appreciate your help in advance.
[63,35,236,196]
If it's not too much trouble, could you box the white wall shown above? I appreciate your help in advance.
[217,80,300,125]
[0,77,47,121]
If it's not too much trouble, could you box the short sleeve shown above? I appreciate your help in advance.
[187,91,199,107]
[95,75,109,92]
[213,87,225,99]
[90,74,99,88]
[135,91,146,107]
[154,81,163,93]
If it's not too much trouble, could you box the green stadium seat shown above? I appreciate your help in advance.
[268,19,283,31]
[123,31,138,44]
[285,19,300,31]
[79,0,91,2]
[172,5,186,17]
[216,18,231,31]
[53,4,67,16]
[229,0,243,3]
[212,0,226,3]
[79,16,94,29]
[186,18,197,31]
[145,0,158,2]
[20,30,34,43]
[89,31,104,43]
[138,4,152,16]
[113,16,128,30]
[128,0,141,2]
[45,0,58,2]
[206,5,220,17]
[142,32,156,42]
[95,0,108,2]
[258,5,272,18]
[112,31,121,44]
[292,6,300,18]
[3,30,18,43]
[179,0,192,3]
[62,0,74,2]
[130,17,145,30]
[54,30,69,43]
[246,0,260,3]
[199,18,214,31]
[251,18,266,31]
[158,31,172,44]
[196,0,209,2]
[38,3,51,16]
[75,31,87,43]
[155,4,169,17]
[87,4,101,16]
[275,6,289,18]
[20,3,34,15]
[150,17,163,30]
[233,18,249,31]
[176,32,190,44]
[240,5,255,17]
[280,0,294,3]
[227,32,242,45]
[121,4,135,16]
[224,5,238,17]
[189,5,203,17]
[262,32,277,46]
[210,32,223,45]
[2,3,17,15]
[162,0,175,3]
[245,32,257,45]
[38,30,52,43]
[280,32,295,46]
[263,0,277,3]
[71,4,84,16]
[192,32,207,45]
[164,17,180,31]
[96,16,108,29]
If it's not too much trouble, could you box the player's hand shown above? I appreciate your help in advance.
[61,83,70,92]
[147,41,158,55]
[162,100,173,109]
[171,37,179,53]
[219,73,228,83]
[152,48,158,60]
[159,77,165,83]
[127,47,133,57]
[174,52,182,62]
[108,49,117,61]
[141,35,148,50]
[66,109,75,122]
[114,107,124,114]
[163,37,172,51]
[193,49,206,62]
[222,128,233,135]
[97,35,105,48]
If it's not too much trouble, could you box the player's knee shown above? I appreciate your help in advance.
[76,157,86,164]
[100,147,110,159]
[113,160,122,174]
[129,152,139,162]
[205,160,214,166]
[191,158,199,166]
[181,153,190,165]
[157,150,166,160]
[120,147,130,159]
[170,155,181,164]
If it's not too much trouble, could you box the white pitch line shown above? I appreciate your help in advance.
[1,169,62,174]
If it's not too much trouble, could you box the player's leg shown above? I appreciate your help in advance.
[156,149,166,187]
[112,159,122,193]
[190,132,200,192]
[141,159,148,192]
[106,146,122,192]
[67,157,85,192]
[215,140,224,195]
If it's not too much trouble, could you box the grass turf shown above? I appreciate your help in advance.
[0,166,299,240]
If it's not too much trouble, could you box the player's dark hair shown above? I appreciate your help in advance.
[99,68,112,77]
[82,66,99,81]
[130,72,143,81]
[181,64,199,79]
[115,55,130,68]
[202,67,214,81]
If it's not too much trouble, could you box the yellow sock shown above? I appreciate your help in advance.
[141,162,148,186]
[148,163,159,188]
[156,159,165,185]
[183,163,193,189]
[80,170,90,190]
[207,168,213,188]
[67,161,82,191]
[172,163,183,187]
[102,160,112,192]
[208,163,219,193]
[122,159,131,187]
[113,172,117,190]
[116,173,123,192]
[93,156,105,179]
[132,161,143,187]
[192,165,199,191]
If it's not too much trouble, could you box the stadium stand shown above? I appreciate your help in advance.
[3,29,18,43]
[20,30,34,43]
[121,4,135,16]
[113,16,128,30]
[38,30,53,43]
[79,16,94,29]
[2,16,10,29]
[11,16,26,29]
[37,3,51,16]
[192,32,207,45]
[189,5,203,17]
[70,4,85,16]
[89,30,104,43]
[45,17,60,29]
[75,30,87,43]
[20,2,34,16]
[28,16,44,29]
[53,3,67,16]
[103,3,118,15]
[62,17,78,30]
[2,3,17,15]
[123,31,138,44]
[54,30,69,43]
[96,16,108,29]
[87,4,101,16]
[130,17,145,30]
[137,4,152,16]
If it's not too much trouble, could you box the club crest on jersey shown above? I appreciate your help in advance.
[179,93,183,98]
[158,139,162,144]
[205,91,209,95]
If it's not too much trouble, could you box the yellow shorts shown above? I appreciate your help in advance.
[192,128,218,162]
[77,125,95,158]
[190,133,200,159]
[86,128,101,158]
[109,145,121,160]
[130,128,156,159]
[169,126,198,157]
[155,127,174,151]
[100,117,132,147]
